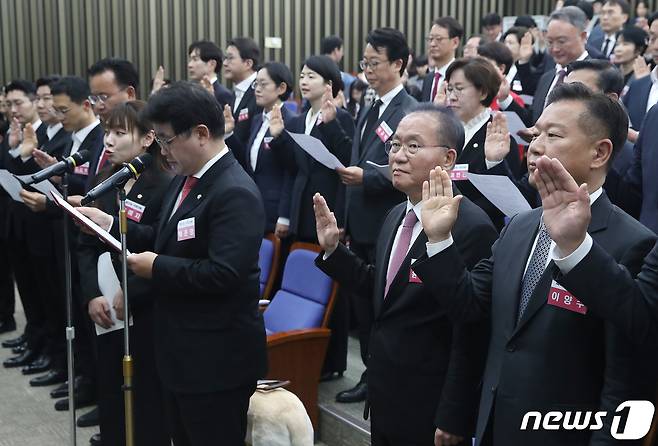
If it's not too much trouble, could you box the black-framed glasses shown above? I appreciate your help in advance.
[88,87,127,105]
[154,133,179,149]
[385,140,450,155]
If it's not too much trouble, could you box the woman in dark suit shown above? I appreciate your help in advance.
[445,57,521,229]
[77,101,172,446]
[268,55,355,243]
[224,62,297,238]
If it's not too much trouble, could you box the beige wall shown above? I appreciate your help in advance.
[1,0,648,96]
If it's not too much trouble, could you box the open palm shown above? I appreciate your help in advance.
[421,167,462,243]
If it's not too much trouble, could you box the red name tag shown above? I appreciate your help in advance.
[177,217,196,241]
[238,108,249,122]
[375,121,393,142]
[547,280,587,315]
[409,259,422,283]
[449,164,469,181]
[125,199,145,223]
[263,136,273,150]
[74,162,89,176]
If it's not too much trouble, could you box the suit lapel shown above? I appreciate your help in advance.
[247,114,264,174]
[358,92,404,163]
[373,204,406,318]
[156,176,185,239]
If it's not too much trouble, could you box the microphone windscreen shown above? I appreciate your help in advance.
[130,153,153,174]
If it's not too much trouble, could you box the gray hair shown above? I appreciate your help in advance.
[549,6,587,32]
[405,103,465,156]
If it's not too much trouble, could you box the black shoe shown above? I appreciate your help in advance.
[335,381,368,403]
[3,348,38,368]
[30,369,67,387]
[320,370,344,382]
[22,355,51,375]
[50,382,69,399]
[77,407,99,427]
[54,378,95,411]
[89,433,101,446]
[0,318,16,334]
[1,333,24,348]
[11,343,27,354]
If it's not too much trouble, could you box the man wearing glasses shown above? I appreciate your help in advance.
[315,103,495,445]
[87,58,138,123]
[422,17,463,102]
[80,82,267,446]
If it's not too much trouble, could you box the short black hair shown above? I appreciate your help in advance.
[5,80,36,98]
[302,55,344,98]
[514,15,537,28]
[320,35,344,55]
[261,62,294,101]
[51,76,91,104]
[35,76,61,90]
[618,25,649,54]
[407,103,465,157]
[445,57,501,107]
[604,0,630,15]
[432,17,465,40]
[650,11,658,27]
[564,0,594,21]
[481,12,502,27]
[227,37,261,70]
[546,82,628,167]
[87,58,139,91]
[143,81,224,139]
[503,26,530,44]
[415,54,429,66]
[568,59,625,95]
[366,27,410,75]
[188,40,224,74]
[477,41,514,74]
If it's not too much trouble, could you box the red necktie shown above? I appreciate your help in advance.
[430,71,442,102]
[175,176,198,211]
[96,151,110,174]
[384,210,418,297]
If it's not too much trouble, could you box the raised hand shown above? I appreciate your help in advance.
[151,65,166,95]
[313,193,339,254]
[20,123,37,158]
[633,56,651,79]
[433,82,447,106]
[484,112,511,162]
[533,156,591,256]
[223,104,235,134]
[32,148,58,168]
[201,74,215,95]
[320,85,337,123]
[421,167,462,243]
[269,104,285,137]
[8,118,22,149]
[497,76,511,103]
[518,32,534,64]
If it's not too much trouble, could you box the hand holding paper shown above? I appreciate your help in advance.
[286,131,345,170]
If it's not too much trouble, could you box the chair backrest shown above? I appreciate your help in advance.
[263,242,338,334]
[258,234,281,300]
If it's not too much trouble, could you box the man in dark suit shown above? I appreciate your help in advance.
[587,0,629,59]
[334,27,417,403]
[80,82,267,446]
[413,83,656,445]
[314,103,496,445]
[223,37,262,145]
[524,7,593,123]
[187,40,233,108]
[88,58,139,124]
[421,17,462,102]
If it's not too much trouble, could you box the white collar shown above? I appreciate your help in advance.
[589,187,603,204]
[73,118,100,144]
[405,199,424,225]
[556,50,588,71]
[192,146,229,179]
[435,58,455,76]
[462,108,491,133]
[506,64,518,83]
[32,119,42,131]
[208,75,219,85]
[650,66,658,84]
[47,123,63,139]
[234,72,257,93]
[375,83,404,108]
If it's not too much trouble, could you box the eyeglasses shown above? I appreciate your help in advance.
[445,84,471,97]
[53,107,71,117]
[359,59,386,71]
[251,80,274,90]
[425,35,450,44]
[88,88,126,106]
[154,133,179,149]
[384,140,449,155]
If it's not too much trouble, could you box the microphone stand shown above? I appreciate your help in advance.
[62,172,77,446]
[118,187,135,446]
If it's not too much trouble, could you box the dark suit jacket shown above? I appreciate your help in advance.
[457,116,521,229]
[227,106,297,232]
[345,87,417,245]
[601,140,634,211]
[213,80,234,109]
[113,151,267,394]
[60,122,105,196]
[412,193,656,446]
[269,107,354,241]
[622,75,652,130]
[316,197,497,442]
[231,85,262,147]
[421,70,434,102]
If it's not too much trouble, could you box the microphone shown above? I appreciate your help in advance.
[80,153,153,206]
[27,150,91,185]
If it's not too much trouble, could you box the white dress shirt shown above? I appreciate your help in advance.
[71,119,101,156]
[430,58,455,100]
[547,51,588,99]
[360,83,405,139]
[304,108,321,135]
[46,123,63,140]
[646,67,658,112]
[250,111,271,171]
[232,72,257,113]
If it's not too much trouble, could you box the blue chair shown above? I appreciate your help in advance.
[258,234,280,300]
[263,242,338,428]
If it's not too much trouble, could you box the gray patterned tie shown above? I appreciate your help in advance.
[518,222,552,323]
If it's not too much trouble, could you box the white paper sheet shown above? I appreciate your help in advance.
[95,252,132,335]
[467,173,531,217]
[0,169,24,202]
[365,160,392,180]
[14,174,61,201]
[286,131,345,169]
[502,111,529,146]
[51,193,123,252]
[519,94,534,106]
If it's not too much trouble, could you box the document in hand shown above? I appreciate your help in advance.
[286,131,345,170]
[366,160,392,180]
[14,174,61,201]
[95,252,132,335]
[51,192,123,252]
[502,111,529,145]
[0,169,25,202]
[467,173,532,217]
